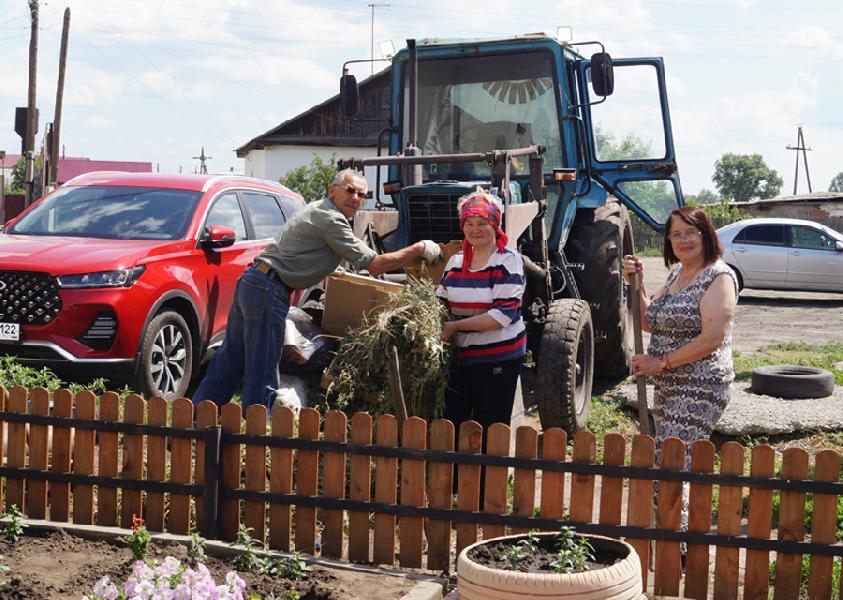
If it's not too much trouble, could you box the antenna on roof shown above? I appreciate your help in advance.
[192,146,213,175]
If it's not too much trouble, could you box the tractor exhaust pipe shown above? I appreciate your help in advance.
[403,39,423,186]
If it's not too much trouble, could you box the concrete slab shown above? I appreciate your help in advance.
[609,381,843,436]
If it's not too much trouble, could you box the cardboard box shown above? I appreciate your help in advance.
[321,271,403,336]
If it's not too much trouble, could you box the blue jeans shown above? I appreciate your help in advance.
[193,265,290,411]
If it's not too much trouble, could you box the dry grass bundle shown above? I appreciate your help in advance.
[326,279,450,421]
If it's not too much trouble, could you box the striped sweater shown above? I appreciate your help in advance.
[436,247,527,366]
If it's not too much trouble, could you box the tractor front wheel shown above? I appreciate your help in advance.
[535,299,594,436]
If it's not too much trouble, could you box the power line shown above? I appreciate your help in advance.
[74,30,234,146]
[77,0,232,143]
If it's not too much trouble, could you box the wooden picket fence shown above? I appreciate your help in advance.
[2,384,843,599]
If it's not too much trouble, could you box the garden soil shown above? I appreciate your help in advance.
[0,529,420,600]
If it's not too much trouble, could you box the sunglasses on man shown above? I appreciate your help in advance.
[335,184,367,197]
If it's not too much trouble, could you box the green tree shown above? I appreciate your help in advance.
[685,188,719,205]
[712,153,783,201]
[6,159,26,194]
[594,127,653,161]
[594,126,675,222]
[278,154,338,203]
[829,171,843,193]
[685,196,746,222]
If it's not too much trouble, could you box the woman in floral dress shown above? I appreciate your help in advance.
[624,206,738,543]
[624,205,738,462]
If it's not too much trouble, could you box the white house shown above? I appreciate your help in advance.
[236,68,391,200]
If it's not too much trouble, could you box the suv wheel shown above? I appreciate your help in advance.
[134,310,193,400]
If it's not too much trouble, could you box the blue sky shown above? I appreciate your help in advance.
[0,0,841,196]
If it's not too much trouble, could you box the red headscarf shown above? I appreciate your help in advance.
[459,192,508,272]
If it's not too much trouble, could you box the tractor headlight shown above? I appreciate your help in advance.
[58,266,146,288]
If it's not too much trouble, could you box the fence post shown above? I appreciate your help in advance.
[201,425,222,540]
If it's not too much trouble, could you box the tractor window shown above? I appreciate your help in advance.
[403,51,562,180]
[616,179,679,225]
[589,64,666,162]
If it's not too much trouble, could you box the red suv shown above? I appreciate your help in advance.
[0,172,305,399]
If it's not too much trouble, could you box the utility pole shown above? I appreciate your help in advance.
[0,150,6,221]
[50,7,71,189]
[368,3,390,75]
[193,147,212,174]
[786,125,813,195]
[24,0,39,207]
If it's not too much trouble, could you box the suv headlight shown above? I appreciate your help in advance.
[57,266,146,289]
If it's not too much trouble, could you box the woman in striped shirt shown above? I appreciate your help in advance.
[436,189,526,437]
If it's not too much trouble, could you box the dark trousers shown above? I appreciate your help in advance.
[444,357,523,448]
[444,356,523,497]
[192,266,291,411]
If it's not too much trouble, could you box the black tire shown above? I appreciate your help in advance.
[726,264,744,292]
[566,198,634,382]
[751,365,835,399]
[535,299,594,436]
[134,310,193,400]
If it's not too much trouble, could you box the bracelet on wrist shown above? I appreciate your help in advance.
[658,354,672,371]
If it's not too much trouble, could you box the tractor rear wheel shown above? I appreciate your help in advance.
[535,299,594,436]
[566,198,634,382]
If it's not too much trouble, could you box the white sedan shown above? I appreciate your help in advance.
[717,217,843,292]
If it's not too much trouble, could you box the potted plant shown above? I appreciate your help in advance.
[456,527,644,599]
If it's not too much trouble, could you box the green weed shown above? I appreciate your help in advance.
[769,553,841,598]
[733,342,843,385]
[232,524,261,572]
[2,505,26,542]
[551,526,594,574]
[187,532,206,566]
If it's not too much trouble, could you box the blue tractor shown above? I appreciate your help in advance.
[339,34,683,435]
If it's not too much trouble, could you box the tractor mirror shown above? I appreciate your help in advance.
[340,73,360,119]
[590,52,614,97]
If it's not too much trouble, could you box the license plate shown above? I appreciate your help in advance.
[0,323,20,342]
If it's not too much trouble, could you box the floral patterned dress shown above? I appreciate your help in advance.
[646,258,738,466]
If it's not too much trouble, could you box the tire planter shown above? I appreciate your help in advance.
[751,365,835,399]
[457,533,644,599]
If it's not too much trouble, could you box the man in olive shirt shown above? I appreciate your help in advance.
[193,169,442,411]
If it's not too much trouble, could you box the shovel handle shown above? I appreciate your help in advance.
[630,270,652,436]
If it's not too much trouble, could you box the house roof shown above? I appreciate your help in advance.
[0,154,152,184]
[1,154,21,167]
[58,157,152,183]
[734,191,843,206]
[236,67,391,157]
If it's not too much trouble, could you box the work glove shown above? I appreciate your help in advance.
[420,240,444,265]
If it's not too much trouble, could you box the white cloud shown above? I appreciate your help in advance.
[192,54,335,90]
[783,25,843,59]
[65,67,126,106]
[84,115,116,131]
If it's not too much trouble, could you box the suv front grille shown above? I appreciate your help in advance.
[406,193,462,244]
[0,271,62,325]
